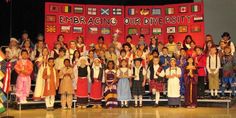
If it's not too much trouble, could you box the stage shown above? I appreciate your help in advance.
[1,106,236,118]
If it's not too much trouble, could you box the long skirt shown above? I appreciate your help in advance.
[76,77,89,105]
[185,82,197,107]
[16,76,31,100]
[33,67,45,100]
[167,78,180,106]
[90,80,103,104]
[104,85,118,108]
[117,78,131,101]
[208,69,219,89]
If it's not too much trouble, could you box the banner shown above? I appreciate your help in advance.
[45,2,204,49]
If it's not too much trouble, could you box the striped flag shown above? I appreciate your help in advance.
[191,25,201,32]
[2,62,12,93]
[0,51,5,62]
[128,8,135,15]
[113,8,122,15]
[166,8,174,15]
[194,16,204,22]
[63,5,71,13]
[152,28,162,34]
[192,5,200,12]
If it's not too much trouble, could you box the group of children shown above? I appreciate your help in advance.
[0,31,236,110]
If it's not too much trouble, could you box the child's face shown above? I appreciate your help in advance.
[121,60,127,67]
[109,47,115,52]
[64,60,70,67]
[153,58,159,65]
[80,59,86,65]
[139,45,145,50]
[48,60,54,67]
[108,62,114,69]
[89,52,94,58]
[75,51,80,58]
[180,50,186,56]
[162,49,168,55]
[186,38,191,43]
[98,39,104,44]
[24,41,30,48]
[137,50,143,57]
[139,36,145,41]
[55,44,61,49]
[151,38,156,44]
[177,44,182,49]
[99,51,105,57]
[124,46,130,52]
[190,42,196,49]
[195,48,202,55]
[207,42,213,48]
[121,52,126,57]
[22,33,28,39]
[77,37,83,43]
[42,49,49,56]
[210,48,217,55]
[38,42,44,48]
[94,59,100,66]
[220,42,226,49]
[205,36,212,42]
[59,51,65,57]
[187,58,194,64]
[135,61,141,67]
[10,41,17,47]
[70,42,76,49]
[153,52,158,57]
[224,48,231,54]
[126,38,132,43]
[170,60,176,67]
[21,52,28,59]
[58,36,64,42]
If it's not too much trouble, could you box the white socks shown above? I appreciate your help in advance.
[155,92,160,104]
[139,95,143,106]
[210,89,218,96]
[134,95,143,106]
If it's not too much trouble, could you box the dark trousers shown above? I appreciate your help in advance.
[197,76,205,97]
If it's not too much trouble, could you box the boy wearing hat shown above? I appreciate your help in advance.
[131,58,146,107]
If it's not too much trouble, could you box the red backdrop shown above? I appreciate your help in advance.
[45,2,204,49]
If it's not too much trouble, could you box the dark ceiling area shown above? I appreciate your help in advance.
[0,0,193,46]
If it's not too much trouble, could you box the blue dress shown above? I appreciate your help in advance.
[117,68,132,101]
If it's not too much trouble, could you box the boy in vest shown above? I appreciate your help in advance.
[131,58,146,107]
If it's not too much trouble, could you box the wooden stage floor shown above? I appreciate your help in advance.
[1,105,236,118]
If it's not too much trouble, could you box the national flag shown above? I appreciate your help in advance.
[89,27,98,34]
[73,27,83,33]
[46,25,56,33]
[128,28,138,35]
[140,28,150,35]
[46,15,56,22]
[192,5,200,12]
[0,103,6,113]
[0,51,5,62]
[88,8,97,15]
[128,8,135,15]
[63,5,71,13]
[178,26,188,33]
[140,8,150,15]
[2,62,11,93]
[194,16,204,22]
[191,25,201,32]
[113,8,122,15]
[49,5,60,12]
[179,6,187,13]
[61,26,71,33]
[152,8,161,15]
[101,8,110,15]
[101,28,111,35]
[166,8,174,15]
[74,6,83,14]
[152,28,162,34]
[166,27,176,34]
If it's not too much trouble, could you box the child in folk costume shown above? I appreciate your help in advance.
[117,59,132,108]
[90,58,104,108]
[131,58,147,107]
[6,38,21,62]
[50,41,62,59]
[43,58,58,111]
[67,40,77,62]
[76,36,86,56]
[33,47,49,100]
[160,47,170,71]
[72,50,81,67]
[195,47,207,98]
[165,58,181,108]
[105,45,118,65]
[59,59,74,109]
[104,61,118,108]
[184,57,198,108]
[74,57,90,108]
[206,46,221,98]
[117,49,131,68]
[122,43,133,65]
[221,46,235,97]
[87,50,96,67]
[147,57,165,107]
[14,50,33,103]
[54,48,66,72]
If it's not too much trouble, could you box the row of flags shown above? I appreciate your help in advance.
[49,4,201,15]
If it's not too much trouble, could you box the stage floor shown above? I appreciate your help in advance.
[1,105,236,118]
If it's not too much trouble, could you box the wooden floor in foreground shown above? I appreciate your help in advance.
[1,105,236,118]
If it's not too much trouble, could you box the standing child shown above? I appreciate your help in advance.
[131,58,146,107]
[59,59,74,109]
[221,46,235,98]
[14,50,33,103]
[74,57,90,109]
[117,59,132,108]
[90,58,104,108]
[147,57,165,107]
[206,46,221,98]
[165,58,181,108]
[104,61,118,108]
[43,58,58,111]
[184,57,198,108]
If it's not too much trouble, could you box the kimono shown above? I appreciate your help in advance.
[90,66,104,105]
[104,69,118,108]
[74,65,90,105]
[59,66,74,108]
[195,54,207,97]
[33,56,47,100]
[14,59,33,102]
[184,66,198,107]
[117,67,132,101]
[165,67,181,106]
[221,54,235,96]
[131,66,146,96]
